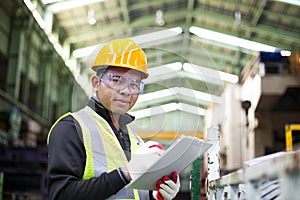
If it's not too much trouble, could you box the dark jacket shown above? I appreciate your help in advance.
[47,97,151,200]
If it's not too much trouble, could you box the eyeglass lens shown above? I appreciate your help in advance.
[101,73,144,94]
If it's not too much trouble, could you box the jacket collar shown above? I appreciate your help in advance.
[87,97,135,131]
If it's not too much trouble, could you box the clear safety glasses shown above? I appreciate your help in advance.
[100,73,144,94]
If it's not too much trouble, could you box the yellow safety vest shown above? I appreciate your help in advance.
[49,106,149,200]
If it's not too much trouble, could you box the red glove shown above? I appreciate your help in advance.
[148,143,164,150]
[154,172,180,200]
[155,179,165,200]
[165,171,178,183]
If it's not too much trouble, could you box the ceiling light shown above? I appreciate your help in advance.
[53,43,63,55]
[280,50,291,57]
[23,0,46,29]
[73,45,98,58]
[183,63,239,84]
[175,87,222,104]
[47,0,106,13]
[42,0,63,4]
[129,102,206,119]
[189,26,278,52]
[136,89,174,103]
[234,11,241,26]
[136,87,222,105]
[147,62,182,77]
[272,0,300,6]
[24,0,35,11]
[131,27,183,44]
[32,10,46,29]
[47,33,63,55]
[48,34,57,44]
[88,9,96,25]
[131,103,177,119]
[155,9,165,26]
[65,59,74,67]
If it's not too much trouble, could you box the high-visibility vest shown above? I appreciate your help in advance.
[49,106,149,200]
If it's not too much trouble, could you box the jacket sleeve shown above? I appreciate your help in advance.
[47,116,128,200]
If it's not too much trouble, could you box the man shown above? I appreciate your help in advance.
[47,38,180,200]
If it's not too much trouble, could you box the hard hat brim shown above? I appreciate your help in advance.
[92,65,149,79]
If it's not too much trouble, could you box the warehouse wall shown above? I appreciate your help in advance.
[0,0,88,146]
[0,1,88,199]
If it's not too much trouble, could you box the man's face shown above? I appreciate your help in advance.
[96,67,142,115]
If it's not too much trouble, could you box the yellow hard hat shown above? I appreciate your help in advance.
[92,38,149,79]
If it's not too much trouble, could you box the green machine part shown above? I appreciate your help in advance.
[191,157,202,200]
[0,172,3,200]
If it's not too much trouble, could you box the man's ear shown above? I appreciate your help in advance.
[91,75,100,88]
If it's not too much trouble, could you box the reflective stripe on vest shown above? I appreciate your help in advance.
[72,106,149,200]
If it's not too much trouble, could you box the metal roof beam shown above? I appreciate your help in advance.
[131,9,187,27]
[57,7,122,27]
[128,0,178,11]
[119,0,130,24]
[68,22,128,43]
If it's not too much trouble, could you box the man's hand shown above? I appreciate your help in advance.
[126,141,164,180]
[153,172,180,200]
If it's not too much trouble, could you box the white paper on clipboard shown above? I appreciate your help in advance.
[126,135,212,190]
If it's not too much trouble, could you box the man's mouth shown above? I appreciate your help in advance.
[114,99,130,105]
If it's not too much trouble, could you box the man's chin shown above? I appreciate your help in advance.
[111,107,129,115]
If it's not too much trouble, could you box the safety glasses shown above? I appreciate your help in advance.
[100,73,144,94]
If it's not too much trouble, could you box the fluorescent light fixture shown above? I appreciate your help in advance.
[183,63,239,84]
[24,0,47,29]
[72,27,183,58]
[280,50,291,57]
[54,43,63,55]
[219,71,239,83]
[131,27,183,44]
[179,103,206,116]
[47,33,63,55]
[65,59,74,67]
[131,103,177,119]
[129,102,206,119]
[136,87,222,104]
[143,62,237,84]
[73,45,99,58]
[190,26,277,52]
[47,0,107,13]
[177,87,222,104]
[137,89,174,103]
[48,34,57,44]
[272,0,300,6]
[32,10,46,29]
[147,62,182,77]
[42,0,63,4]
[24,0,35,11]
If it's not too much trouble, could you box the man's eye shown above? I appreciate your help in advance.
[111,75,122,82]
[130,82,140,89]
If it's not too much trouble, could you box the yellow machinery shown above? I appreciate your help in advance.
[285,124,300,152]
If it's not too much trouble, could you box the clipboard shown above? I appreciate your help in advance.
[126,135,212,190]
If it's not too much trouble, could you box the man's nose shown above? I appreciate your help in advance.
[119,84,131,95]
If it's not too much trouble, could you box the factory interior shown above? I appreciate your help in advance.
[0,0,299,199]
